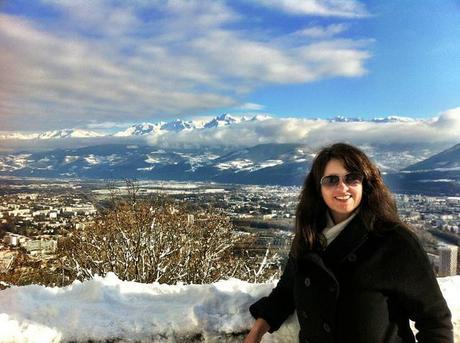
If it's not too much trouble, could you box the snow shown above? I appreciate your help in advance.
[259,160,284,169]
[37,129,103,139]
[0,274,458,343]
[113,123,163,137]
[216,159,254,171]
[82,154,122,166]
[83,155,100,165]
[0,154,31,172]
[418,179,456,183]
[145,155,162,164]
[63,156,80,164]
[216,159,284,172]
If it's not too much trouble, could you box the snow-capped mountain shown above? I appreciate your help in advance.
[203,114,243,129]
[380,143,460,195]
[112,114,269,137]
[0,132,39,140]
[37,129,104,139]
[113,119,196,137]
[160,119,196,132]
[1,142,459,194]
[113,123,164,137]
[1,112,458,194]
[329,115,364,122]
[370,116,415,123]
[329,115,415,123]
[0,129,103,140]
[0,114,424,142]
[402,143,460,172]
[0,143,313,185]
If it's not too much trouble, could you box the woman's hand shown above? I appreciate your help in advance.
[243,318,270,343]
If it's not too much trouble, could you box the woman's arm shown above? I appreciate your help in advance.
[390,229,453,342]
[248,256,296,333]
[243,318,270,343]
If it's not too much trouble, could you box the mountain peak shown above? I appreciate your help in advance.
[38,129,103,139]
[250,114,271,121]
[160,119,195,132]
[371,116,415,123]
[329,115,363,122]
[215,113,238,122]
[204,114,241,129]
[113,122,161,137]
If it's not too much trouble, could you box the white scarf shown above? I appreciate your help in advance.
[322,211,358,246]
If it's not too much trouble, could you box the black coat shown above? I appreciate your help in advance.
[249,214,453,343]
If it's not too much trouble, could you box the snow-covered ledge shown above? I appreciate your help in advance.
[0,274,458,342]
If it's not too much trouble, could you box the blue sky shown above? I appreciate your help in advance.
[1,0,460,131]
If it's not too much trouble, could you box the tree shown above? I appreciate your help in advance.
[59,186,280,285]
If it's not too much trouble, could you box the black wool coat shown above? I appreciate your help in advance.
[249,214,453,343]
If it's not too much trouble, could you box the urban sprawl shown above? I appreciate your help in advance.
[0,179,459,278]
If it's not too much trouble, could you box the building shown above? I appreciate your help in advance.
[439,245,458,277]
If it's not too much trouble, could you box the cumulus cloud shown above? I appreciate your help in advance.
[147,117,317,148]
[146,109,460,149]
[0,0,371,130]
[253,0,369,18]
[1,109,459,152]
[432,107,460,131]
[85,121,132,130]
[294,24,349,38]
[240,103,265,111]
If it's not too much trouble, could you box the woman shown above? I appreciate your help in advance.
[244,143,453,343]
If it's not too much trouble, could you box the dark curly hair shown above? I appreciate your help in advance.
[292,143,402,255]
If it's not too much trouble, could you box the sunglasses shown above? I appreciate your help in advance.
[320,173,364,188]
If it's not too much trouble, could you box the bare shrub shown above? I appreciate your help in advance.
[59,187,280,285]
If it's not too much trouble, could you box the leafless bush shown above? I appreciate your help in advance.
[59,185,280,285]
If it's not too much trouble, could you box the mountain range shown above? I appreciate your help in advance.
[0,114,459,195]
[0,141,459,195]
[0,113,419,141]
[0,114,269,140]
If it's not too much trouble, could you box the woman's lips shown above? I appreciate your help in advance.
[335,195,351,201]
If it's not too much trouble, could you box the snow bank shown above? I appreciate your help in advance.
[0,274,458,342]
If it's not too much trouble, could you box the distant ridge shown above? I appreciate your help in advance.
[383,143,460,195]
[1,142,459,195]
[0,114,421,141]
[402,143,460,172]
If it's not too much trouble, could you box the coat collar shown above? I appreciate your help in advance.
[296,213,375,280]
[322,212,373,268]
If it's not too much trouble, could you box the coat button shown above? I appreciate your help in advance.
[347,253,357,262]
[323,322,331,333]
[304,277,311,287]
[301,310,309,319]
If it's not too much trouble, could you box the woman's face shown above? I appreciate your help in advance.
[320,159,363,224]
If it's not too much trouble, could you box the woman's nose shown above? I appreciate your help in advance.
[336,179,349,190]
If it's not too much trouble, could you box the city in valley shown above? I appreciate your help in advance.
[0,177,459,285]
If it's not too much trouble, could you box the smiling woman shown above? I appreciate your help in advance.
[320,159,363,224]
[244,142,453,343]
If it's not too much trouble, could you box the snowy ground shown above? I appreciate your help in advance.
[0,274,458,342]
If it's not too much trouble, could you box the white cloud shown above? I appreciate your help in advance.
[294,23,349,38]
[0,1,371,130]
[1,109,459,152]
[41,0,142,36]
[85,121,132,130]
[147,109,460,149]
[253,0,369,18]
[433,107,460,132]
[240,103,265,111]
